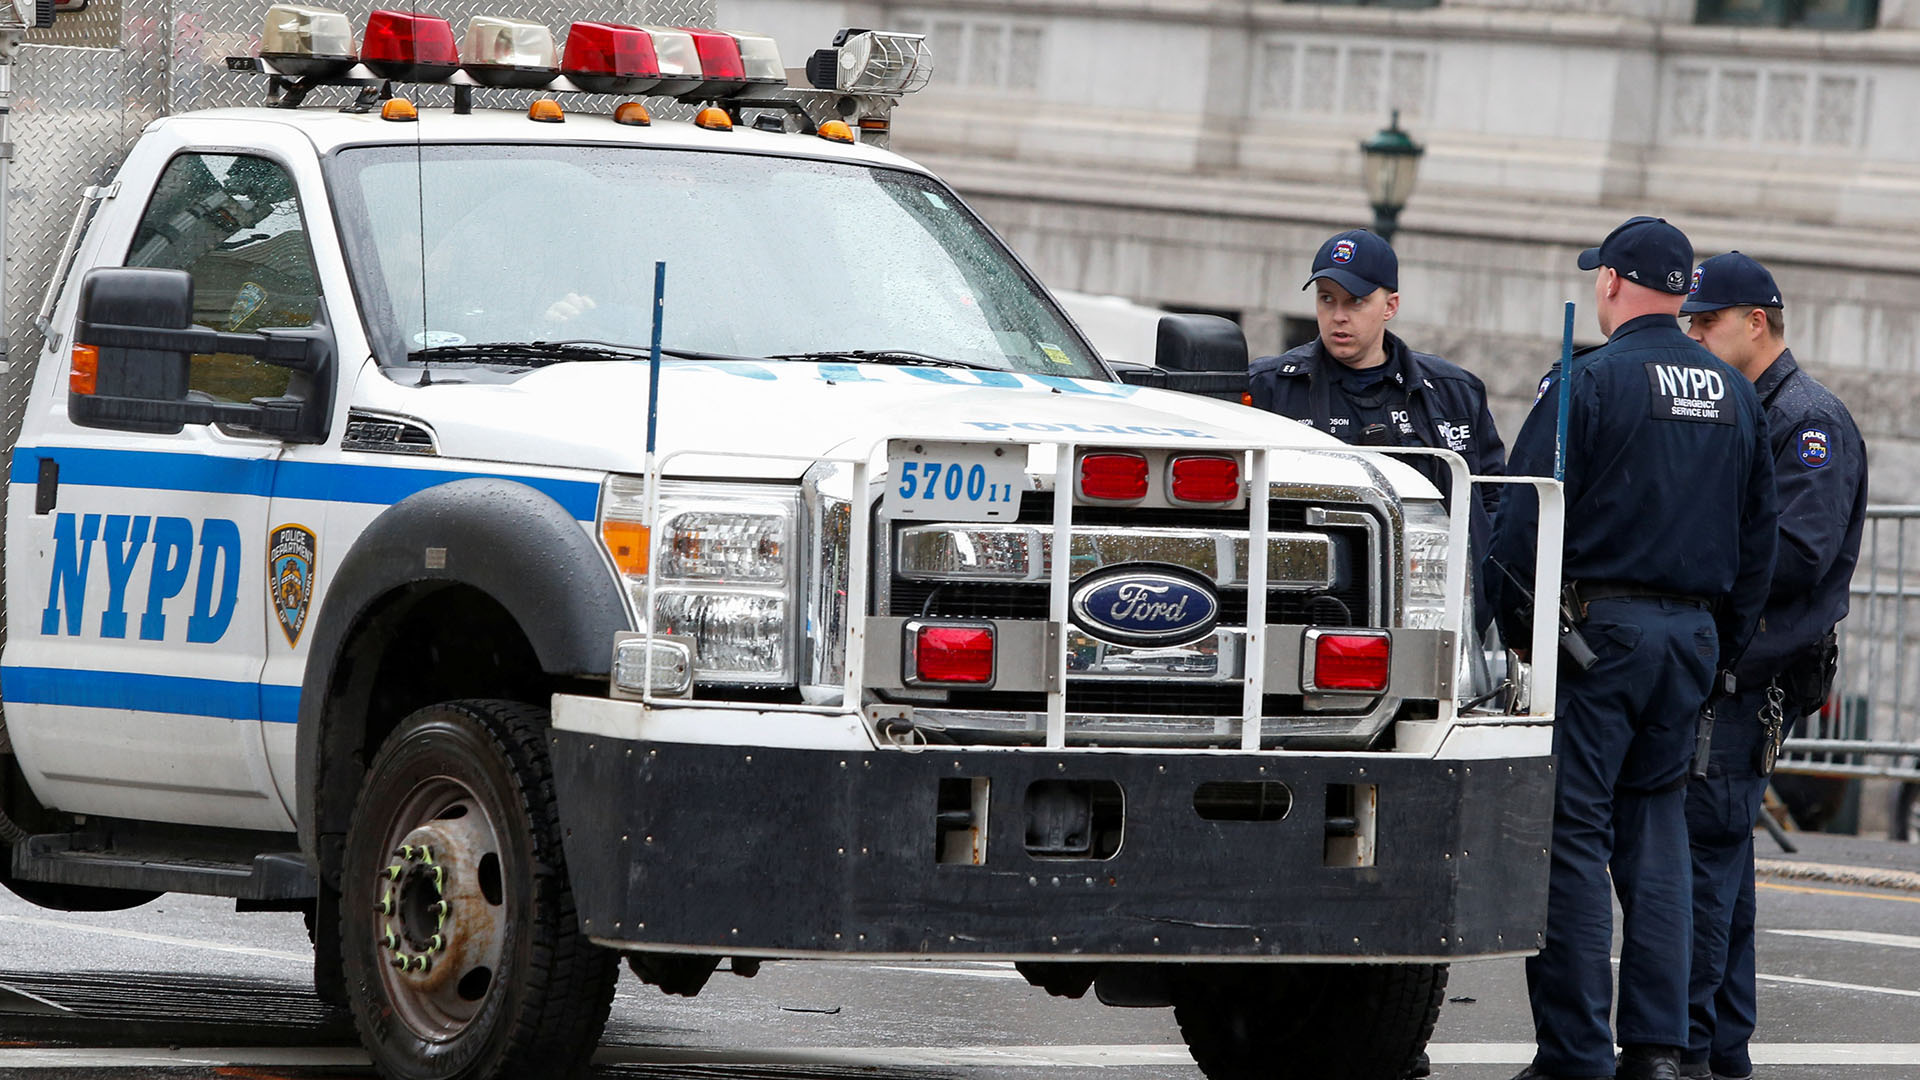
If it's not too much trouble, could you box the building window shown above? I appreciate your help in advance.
[1697,0,1876,29]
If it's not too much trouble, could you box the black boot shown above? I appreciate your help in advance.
[1406,1050,1431,1078]
[1617,1044,1682,1080]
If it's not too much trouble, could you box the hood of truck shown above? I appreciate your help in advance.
[363,359,1439,497]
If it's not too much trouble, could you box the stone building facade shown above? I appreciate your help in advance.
[725,0,1919,503]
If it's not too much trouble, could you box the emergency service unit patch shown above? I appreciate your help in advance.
[269,524,318,647]
[1798,428,1831,469]
[1644,362,1733,425]
[1534,373,1554,405]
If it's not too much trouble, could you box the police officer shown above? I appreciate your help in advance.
[1249,228,1505,514]
[1679,252,1867,1080]
[1491,217,1777,1080]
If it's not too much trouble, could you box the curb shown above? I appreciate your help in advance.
[1756,858,1920,893]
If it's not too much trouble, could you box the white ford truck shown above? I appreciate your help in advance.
[0,3,1568,1078]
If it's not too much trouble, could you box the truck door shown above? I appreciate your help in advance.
[3,151,324,832]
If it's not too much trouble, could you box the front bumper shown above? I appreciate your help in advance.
[549,703,1553,963]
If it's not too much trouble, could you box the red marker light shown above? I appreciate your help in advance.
[1169,455,1241,503]
[682,28,745,80]
[1309,632,1391,693]
[911,624,995,685]
[1079,453,1150,501]
[361,10,460,81]
[562,21,660,94]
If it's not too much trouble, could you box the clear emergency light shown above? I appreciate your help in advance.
[260,4,356,77]
[806,29,932,94]
[462,15,557,87]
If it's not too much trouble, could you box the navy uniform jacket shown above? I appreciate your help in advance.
[1248,331,1507,516]
[1735,349,1867,686]
[1490,314,1777,662]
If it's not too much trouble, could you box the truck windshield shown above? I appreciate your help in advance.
[326,143,1104,379]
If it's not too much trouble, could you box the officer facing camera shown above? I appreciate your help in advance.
[1492,216,1778,1080]
[1679,251,1868,1080]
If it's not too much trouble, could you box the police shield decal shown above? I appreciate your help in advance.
[270,524,318,647]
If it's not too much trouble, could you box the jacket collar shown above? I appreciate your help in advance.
[1753,348,1799,403]
[1308,331,1435,396]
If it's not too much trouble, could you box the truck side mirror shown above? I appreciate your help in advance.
[1150,314,1249,402]
[68,265,335,443]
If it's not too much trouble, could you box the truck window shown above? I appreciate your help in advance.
[325,145,1102,379]
[126,152,320,405]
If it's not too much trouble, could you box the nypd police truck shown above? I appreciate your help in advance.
[0,3,1569,1078]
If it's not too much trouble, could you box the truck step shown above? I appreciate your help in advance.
[11,833,315,901]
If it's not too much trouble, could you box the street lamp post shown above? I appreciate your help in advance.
[1360,110,1425,246]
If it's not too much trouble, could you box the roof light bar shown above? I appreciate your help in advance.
[637,25,703,97]
[462,14,557,88]
[361,10,459,82]
[562,22,660,95]
[260,4,356,78]
[806,29,932,94]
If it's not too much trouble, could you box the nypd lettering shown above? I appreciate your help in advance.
[1797,428,1831,469]
[270,524,318,646]
[41,513,241,643]
[1645,362,1732,425]
[1435,418,1473,452]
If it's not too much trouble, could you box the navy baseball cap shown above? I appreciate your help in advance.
[1303,229,1397,297]
[1681,251,1784,314]
[1576,215,1694,296]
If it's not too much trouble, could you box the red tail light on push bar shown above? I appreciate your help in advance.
[1305,630,1391,693]
[906,622,995,686]
[1079,452,1150,502]
[1169,455,1241,504]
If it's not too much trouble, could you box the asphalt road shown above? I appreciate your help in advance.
[0,864,1916,1079]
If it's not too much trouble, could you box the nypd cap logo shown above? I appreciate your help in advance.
[1689,266,1704,295]
[1069,564,1219,648]
[1331,239,1357,264]
[270,523,318,647]
[1798,428,1831,469]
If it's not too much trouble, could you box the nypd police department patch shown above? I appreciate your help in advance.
[270,523,318,647]
[1534,373,1553,405]
[1644,361,1732,425]
[1798,428,1831,469]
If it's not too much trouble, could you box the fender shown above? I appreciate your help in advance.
[295,477,630,872]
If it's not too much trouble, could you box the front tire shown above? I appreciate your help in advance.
[1173,962,1447,1080]
[341,700,617,1080]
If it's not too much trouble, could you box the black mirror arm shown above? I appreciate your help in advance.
[77,321,326,373]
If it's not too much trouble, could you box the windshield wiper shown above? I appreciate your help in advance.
[767,349,1010,372]
[407,340,764,367]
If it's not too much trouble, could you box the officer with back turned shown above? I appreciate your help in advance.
[1491,217,1777,1080]
[1680,252,1868,1080]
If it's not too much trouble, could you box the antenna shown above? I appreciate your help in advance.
[643,261,667,524]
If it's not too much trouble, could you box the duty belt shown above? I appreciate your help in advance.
[1570,580,1713,616]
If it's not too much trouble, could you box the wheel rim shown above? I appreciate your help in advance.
[369,774,510,1042]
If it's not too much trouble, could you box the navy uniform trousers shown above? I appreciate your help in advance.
[1684,689,1773,1078]
[1527,597,1718,1077]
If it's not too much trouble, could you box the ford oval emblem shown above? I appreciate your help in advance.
[1069,564,1220,648]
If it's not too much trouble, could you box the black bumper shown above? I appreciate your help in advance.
[550,732,1553,960]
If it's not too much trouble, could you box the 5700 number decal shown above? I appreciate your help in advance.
[896,461,1015,504]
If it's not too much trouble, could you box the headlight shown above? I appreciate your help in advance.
[1401,500,1451,630]
[600,476,801,686]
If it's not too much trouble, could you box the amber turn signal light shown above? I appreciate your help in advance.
[69,344,98,395]
[601,520,650,576]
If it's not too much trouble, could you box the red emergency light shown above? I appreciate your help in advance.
[1307,631,1391,693]
[679,28,786,98]
[908,623,996,686]
[562,22,661,94]
[1169,455,1240,504]
[361,11,460,82]
[1079,452,1150,502]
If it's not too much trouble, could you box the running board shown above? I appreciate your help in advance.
[11,832,316,900]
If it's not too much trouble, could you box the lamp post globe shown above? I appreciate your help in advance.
[1360,110,1424,246]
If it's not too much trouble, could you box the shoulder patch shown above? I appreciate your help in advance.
[1534,373,1554,405]
[1643,361,1734,425]
[1798,428,1831,469]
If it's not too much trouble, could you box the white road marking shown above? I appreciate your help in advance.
[1769,928,1920,951]
[871,964,1029,981]
[0,913,311,965]
[5,1043,1920,1070]
[1755,972,1920,998]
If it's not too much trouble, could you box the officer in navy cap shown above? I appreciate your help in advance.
[1679,252,1867,1080]
[1249,229,1505,621]
[1492,217,1777,1080]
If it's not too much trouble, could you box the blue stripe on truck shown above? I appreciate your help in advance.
[10,447,602,520]
[0,666,301,724]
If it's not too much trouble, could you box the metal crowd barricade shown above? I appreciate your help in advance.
[1777,505,1920,782]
